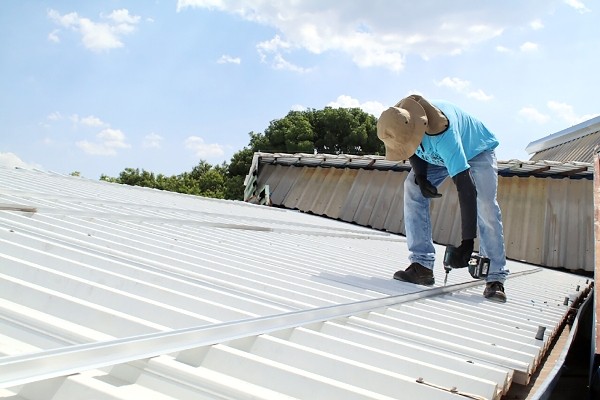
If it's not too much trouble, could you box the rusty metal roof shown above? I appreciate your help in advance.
[252,152,593,179]
[529,130,600,163]
[527,115,600,163]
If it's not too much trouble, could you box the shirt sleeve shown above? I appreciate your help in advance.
[452,169,477,240]
[408,154,428,177]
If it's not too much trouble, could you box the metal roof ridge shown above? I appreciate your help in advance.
[526,115,600,155]
[255,152,593,166]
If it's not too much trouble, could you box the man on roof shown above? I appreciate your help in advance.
[377,95,508,302]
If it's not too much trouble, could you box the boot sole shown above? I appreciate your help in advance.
[393,272,435,286]
[484,294,507,303]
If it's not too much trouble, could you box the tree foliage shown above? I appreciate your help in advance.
[100,106,383,201]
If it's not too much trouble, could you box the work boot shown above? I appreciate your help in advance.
[484,281,507,303]
[393,262,435,286]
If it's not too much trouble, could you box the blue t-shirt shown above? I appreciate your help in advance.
[414,100,499,177]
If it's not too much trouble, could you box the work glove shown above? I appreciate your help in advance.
[415,175,442,198]
[449,239,474,268]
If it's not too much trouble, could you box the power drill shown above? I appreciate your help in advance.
[443,245,490,285]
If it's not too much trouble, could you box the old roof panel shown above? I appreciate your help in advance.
[254,152,594,178]
[526,115,600,156]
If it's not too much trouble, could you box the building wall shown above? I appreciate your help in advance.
[258,164,593,271]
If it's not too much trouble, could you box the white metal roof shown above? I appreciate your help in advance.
[0,166,592,400]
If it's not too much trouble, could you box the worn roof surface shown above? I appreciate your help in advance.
[250,152,593,178]
[248,153,594,272]
[0,166,592,400]
[526,115,600,163]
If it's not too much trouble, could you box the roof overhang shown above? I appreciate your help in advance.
[526,115,600,155]
[250,152,594,179]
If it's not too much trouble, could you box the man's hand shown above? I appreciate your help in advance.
[415,175,442,198]
[450,239,474,268]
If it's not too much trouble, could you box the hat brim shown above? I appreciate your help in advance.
[379,97,427,161]
[383,143,414,162]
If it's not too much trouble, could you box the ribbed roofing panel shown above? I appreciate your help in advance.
[0,167,592,399]
[253,152,593,178]
[529,131,600,163]
[255,163,593,271]
[526,115,600,156]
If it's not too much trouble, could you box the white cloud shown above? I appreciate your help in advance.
[47,112,63,121]
[564,0,591,13]
[105,9,141,27]
[256,35,310,72]
[68,114,107,128]
[520,41,539,52]
[0,153,40,170]
[271,54,311,73]
[530,19,544,30]
[257,35,291,56]
[436,77,470,92]
[495,45,512,53]
[547,101,598,125]
[327,95,385,117]
[177,1,518,72]
[143,133,163,149]
[217,54,241,64]
[76,128,130,156]
[80,115,106,127]
[519,102,598,126]
[435,77,494,101]
[467,90,494,102]
[48,29,61,43]
[47,8,141,52]
[184,136,225,158]
[518,107,550,124]
[290,104,307,112]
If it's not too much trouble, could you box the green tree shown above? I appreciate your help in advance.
[99,174,118,183]
[263,111,314,153]
[248,131,270,152]
[229,147,254,176]
[99,106,384,201]
[310,107,381,154]
[116,168,144,186]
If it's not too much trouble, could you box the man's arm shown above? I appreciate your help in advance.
[447,168,477,267]
[452,168,477,241]
[409,154,442,198]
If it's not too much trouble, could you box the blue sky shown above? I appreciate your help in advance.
[1,0,598,179]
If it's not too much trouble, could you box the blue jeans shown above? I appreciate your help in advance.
[403,150,509,283]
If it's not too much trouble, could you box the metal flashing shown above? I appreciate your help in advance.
[526,115,600,155]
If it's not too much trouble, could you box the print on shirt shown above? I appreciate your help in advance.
[416,148,445,167]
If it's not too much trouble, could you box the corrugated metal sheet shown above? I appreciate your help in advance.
[0,166,592,400]
[529,131,600,163]
[526,115,600,160]
[593,151,600,397]
[251,153,594,178]
[252,156,593,271]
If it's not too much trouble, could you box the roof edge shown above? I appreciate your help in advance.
[526,115,600,154]
[252,152,593,178]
